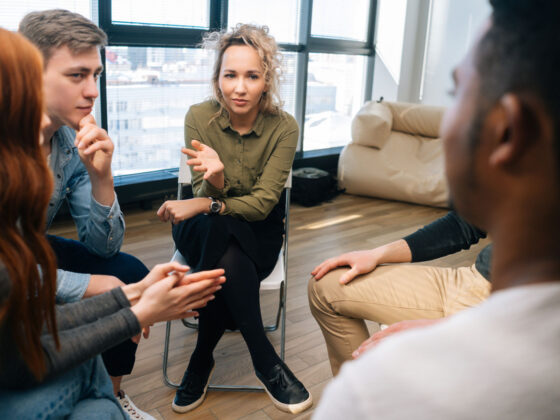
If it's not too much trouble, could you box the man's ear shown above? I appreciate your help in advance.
[489,93,543,167]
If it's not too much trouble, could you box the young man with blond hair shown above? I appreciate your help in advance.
[20,9,152,419]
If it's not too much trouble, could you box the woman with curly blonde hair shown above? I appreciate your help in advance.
[158,24,312,414]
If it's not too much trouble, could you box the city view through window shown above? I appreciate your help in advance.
[1,0,373,177]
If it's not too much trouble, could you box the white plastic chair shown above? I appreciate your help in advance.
[162,153,291,392]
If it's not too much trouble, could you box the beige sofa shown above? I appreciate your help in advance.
[338,100,449,207]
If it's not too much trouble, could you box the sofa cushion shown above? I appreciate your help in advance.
[351,101,393,149]
[385,101,445,138]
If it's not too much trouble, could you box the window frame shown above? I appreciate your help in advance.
[97,0,377,191]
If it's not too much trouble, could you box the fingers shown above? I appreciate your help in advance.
[157,202,170,222]
[182,147,198,158]
[312,259,343,280]
[156,202,181,224]
[131,333,141,344]
[82,138,113,156]
[183,283,222,307]
[76,121,113,154]
[191,139,204,151]
[142,326,150,339]
[352,337,377,359]
[180,269,225,285]
[150,261,190,279]
[78,114,96,129]
[339,267,359,284]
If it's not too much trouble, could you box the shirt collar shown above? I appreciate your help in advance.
[216,108,265,137]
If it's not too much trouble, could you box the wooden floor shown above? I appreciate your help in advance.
[50,193,490,419]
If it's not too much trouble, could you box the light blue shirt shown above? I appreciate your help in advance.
[48,126,125,302]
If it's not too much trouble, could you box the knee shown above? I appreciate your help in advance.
[308,269,348,316]
[111,253,149,284]
[307,275,328,317]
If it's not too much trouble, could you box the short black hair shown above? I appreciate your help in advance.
[475,0,560,165]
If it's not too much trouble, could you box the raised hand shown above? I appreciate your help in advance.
[75,114,115,205]
[183,140,225,189]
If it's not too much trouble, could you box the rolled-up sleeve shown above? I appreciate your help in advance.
[66,164,125,258]
[55,269,91,303]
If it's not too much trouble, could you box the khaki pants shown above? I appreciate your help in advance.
[308,263,491,375]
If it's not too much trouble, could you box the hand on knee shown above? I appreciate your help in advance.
[83,275,125,298]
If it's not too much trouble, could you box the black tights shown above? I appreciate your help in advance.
[187,239,281,375]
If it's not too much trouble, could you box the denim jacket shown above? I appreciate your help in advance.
[47,127,126,301]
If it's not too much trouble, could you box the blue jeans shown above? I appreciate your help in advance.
[47,235,149,377]
[0,356,127,420]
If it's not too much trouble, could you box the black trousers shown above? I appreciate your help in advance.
[171,196,285,373]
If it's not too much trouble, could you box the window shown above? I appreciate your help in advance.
[3,0,376,180]
[311,0,370,42]
[111,0,210,29]
[0,1,92,30]
[305,53,367,150]
[228,0,301,44]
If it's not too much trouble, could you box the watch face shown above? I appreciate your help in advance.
[210,200,221,213]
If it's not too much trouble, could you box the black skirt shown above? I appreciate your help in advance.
[172,191,286,280]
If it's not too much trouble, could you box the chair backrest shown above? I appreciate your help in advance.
[178,152,192,185]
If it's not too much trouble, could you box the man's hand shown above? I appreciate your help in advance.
[352,319,442,358]
[311,240,413,284]
[183,140,225,189]
[311,249,380,284]
[157,198,208,224]
[75,114,115,206]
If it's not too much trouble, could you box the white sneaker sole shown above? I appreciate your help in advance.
[171,367,214,414]
[256,378,313,414]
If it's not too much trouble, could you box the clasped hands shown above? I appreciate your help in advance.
[157,140,225,224]
[123,261,226,334]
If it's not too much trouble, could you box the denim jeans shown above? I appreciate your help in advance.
[0,356,127,420]
[48,235,149,377]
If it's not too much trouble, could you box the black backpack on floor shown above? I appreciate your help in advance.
[291,167,342,207]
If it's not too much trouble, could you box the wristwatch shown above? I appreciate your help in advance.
[208,197,222,215]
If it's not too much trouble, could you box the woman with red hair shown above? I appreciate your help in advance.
[0,28,225,419]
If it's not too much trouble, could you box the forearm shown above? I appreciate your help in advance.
[404,211,487,262]
[41,308,140,383]
[371,239,412,265]
[55,287,131,331]
[89,173,115,207]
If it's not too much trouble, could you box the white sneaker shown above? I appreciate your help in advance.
[116,390,156,420]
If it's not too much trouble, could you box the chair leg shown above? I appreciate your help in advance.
[264,282,284,332]
[162,321,180,389]
[181,318,199,329]
[163,284,286,391]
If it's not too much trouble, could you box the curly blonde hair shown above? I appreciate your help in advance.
[203,23,283,116]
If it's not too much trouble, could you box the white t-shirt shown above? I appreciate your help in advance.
[314,283,560,420]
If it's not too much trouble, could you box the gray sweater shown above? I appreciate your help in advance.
[0,262,141,389]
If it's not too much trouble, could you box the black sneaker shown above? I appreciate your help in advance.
[256,361,313,414]
[171,361,215,413]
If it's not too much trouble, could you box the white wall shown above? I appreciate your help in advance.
[420,0,491,106]
[372,0,491,107]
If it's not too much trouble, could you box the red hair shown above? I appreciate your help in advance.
[0,29,59,380]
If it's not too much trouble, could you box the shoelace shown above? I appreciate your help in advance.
[118,392,142,419]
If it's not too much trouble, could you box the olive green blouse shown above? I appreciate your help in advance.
[184,100,298,222]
